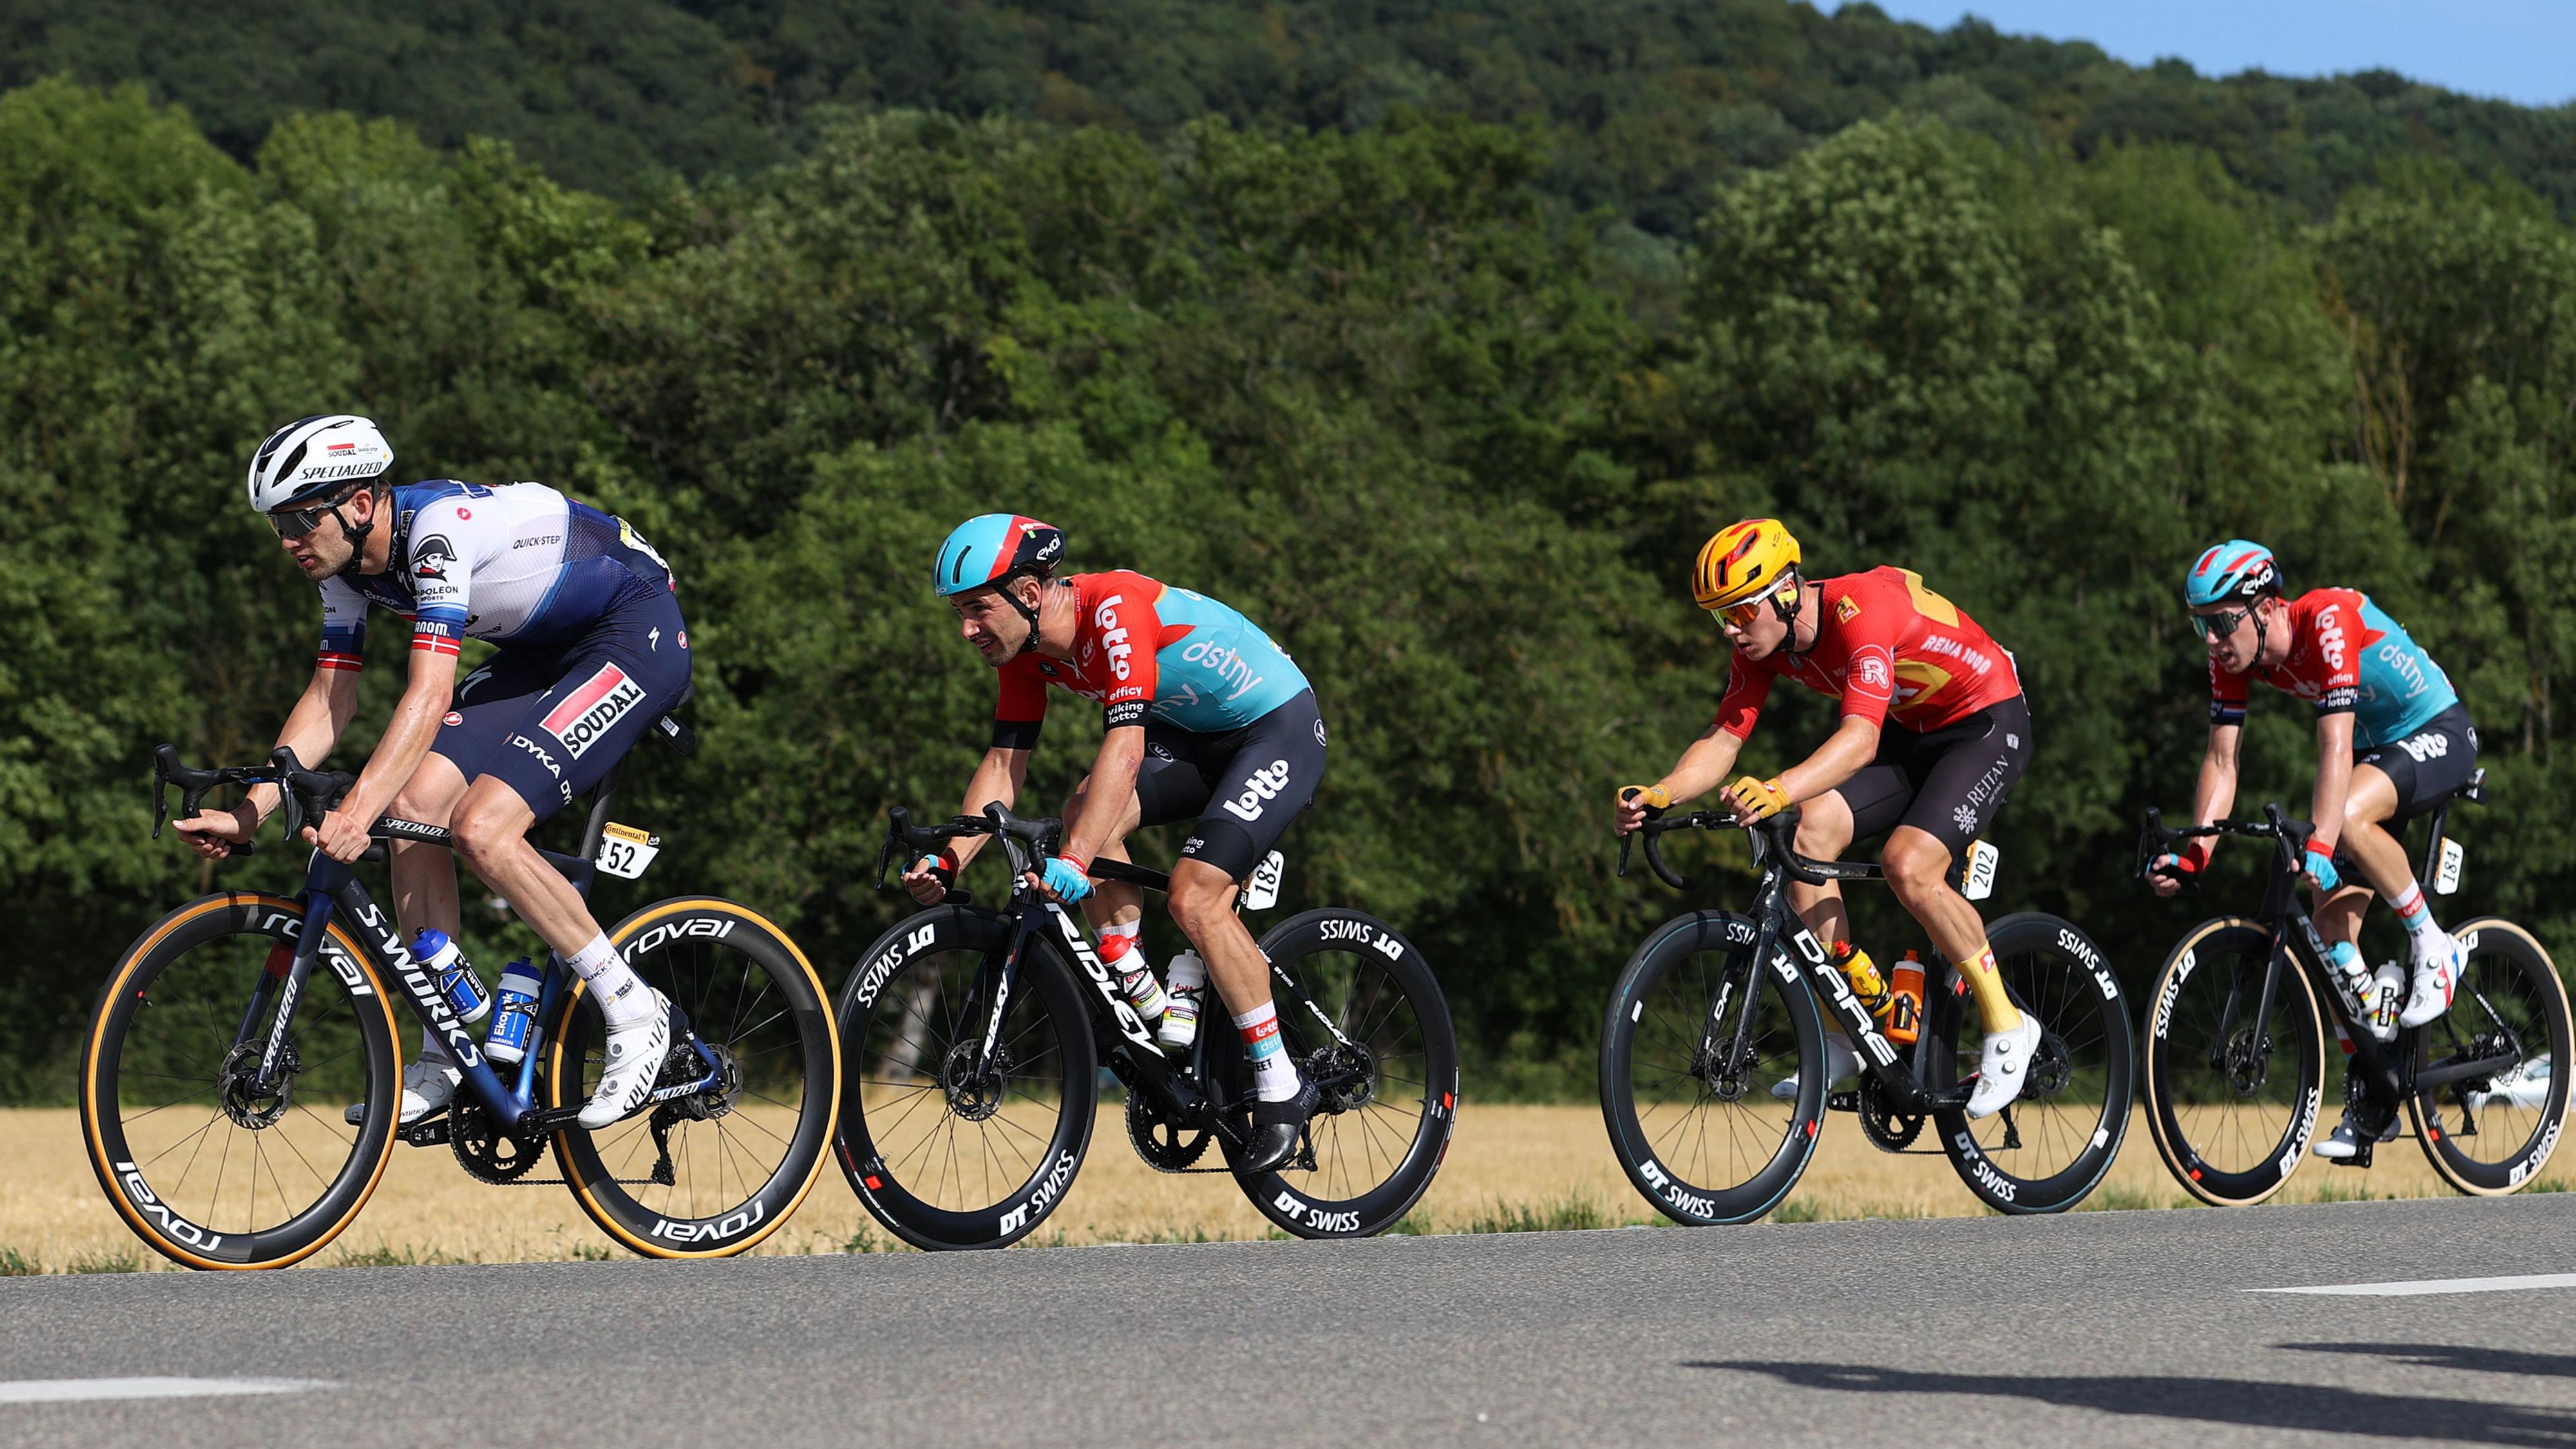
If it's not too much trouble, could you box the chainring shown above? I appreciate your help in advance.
[1125,1091,1213,1173]
[450,1098,548,1184]
[1856,1071,1926,1153]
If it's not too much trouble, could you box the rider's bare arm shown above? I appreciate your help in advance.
[2309,711,2356,853]
[1777,715,1881,804]
[2192,721,2243,829]
[1615,723,1745,835]
[951,746,1033,873]
[1059,725,1145,867]
[172,663,361,852]
[335,647,459,829]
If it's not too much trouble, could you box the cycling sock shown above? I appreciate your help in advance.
[567,933,655,1028]
[1235,1001,1300,1102]
[1957,942,2022,1034]
[1099,919,1168,1021]
[2387,883,2448,956]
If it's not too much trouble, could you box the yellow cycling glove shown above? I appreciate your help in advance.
[1725,775,1792,821]
[1618,785,1673,811]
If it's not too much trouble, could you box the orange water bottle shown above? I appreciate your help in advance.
[1887,952,1926,1046]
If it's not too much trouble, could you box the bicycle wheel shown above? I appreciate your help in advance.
[1208,909,1459,1238]
[1600,911,1825,1225]
[833,904,1097,1250]
[2409,917,2573,1195]
[2140,917,2327,1206]
[546,898,840,1258]
[1929,912,2133,1213]
[80,893,401,1269]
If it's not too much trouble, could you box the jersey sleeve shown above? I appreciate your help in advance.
[2306,592,2362,717]
[1714,653,1776,739]
[991,658,1048,750]
[2207,656,2249,727]
[404,498,487,663]
[1090,580,1162,730]
[316,578,367,672]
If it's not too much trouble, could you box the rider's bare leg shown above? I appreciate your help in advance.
[1788,791,1855,949]
[386,755,474,1065]
[450,779,652,1027]
[1882,826,2019,1034]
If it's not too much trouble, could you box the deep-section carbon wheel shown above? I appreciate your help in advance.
[1210,909,1459,1239]
[1600,911,1825,1225]
[2409,917,2572,1195]
[833,905,1096,1250]
[80,893,401,1269]
[549,898,839,1258]
[2139,917,2326,1206]
[1929,912,2134,1213]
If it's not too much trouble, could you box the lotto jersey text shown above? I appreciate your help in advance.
[1716,567,2022,738]
[993,571,1309,743]
[2209,588,2458,748]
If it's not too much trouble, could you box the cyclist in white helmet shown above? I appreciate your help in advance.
[173,414,692,1130]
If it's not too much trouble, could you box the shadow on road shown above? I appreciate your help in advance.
[2280,1343,2576,1381]
[1687,1361,2576,1446]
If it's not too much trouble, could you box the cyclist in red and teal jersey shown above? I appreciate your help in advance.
[2152,540,2477,1157]
[902,514,1325,1171]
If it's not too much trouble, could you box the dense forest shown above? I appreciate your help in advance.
[3,1,2573,1100]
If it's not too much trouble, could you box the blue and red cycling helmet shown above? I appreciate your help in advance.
[2184,539,2282,607]
[933,514,1066,598]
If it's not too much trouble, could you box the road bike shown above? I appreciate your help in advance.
[80,724,840,1269]
[2136,776,2570,1204]
[1600,807,2132,1222]
[833,803,1458,1249]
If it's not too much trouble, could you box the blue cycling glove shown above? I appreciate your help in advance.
[1041,854,1093,904]
[2303,840,2341,893]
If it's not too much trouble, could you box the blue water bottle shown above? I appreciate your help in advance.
[413,929,489,1025]
[484,960,543,1065]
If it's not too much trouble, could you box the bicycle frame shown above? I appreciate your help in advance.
[179,750,717,1137]
[2142,798,2520,1126]
[1631,809,1976,1119]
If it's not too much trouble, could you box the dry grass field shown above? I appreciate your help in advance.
[8,1099,2566,1273]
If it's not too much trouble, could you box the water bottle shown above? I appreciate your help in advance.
[484,960,542,1065]
[1158,950,1207,1052]
[1832,942,1895,1024]
[413,930,489,1025]
[1100,930,1168,1026]
[1887,953,1926,1047]
[2368,961,2406,1041]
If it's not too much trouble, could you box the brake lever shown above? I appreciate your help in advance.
[1615,788,1664,880]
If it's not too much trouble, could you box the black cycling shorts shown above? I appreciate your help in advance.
[1831,695,2032,857]
[2356,703,2478,823]
[1131,689,1327,881]
[430,587,691,822]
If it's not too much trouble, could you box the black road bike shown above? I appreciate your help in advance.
[80,730,839,1269]
[1600,808,2133,1222]
[833,804,1459,1249]
[2136,779,2570,1205]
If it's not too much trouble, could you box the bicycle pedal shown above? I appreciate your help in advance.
[1826,1090,1861,1113]
[399,1115,453,1149]
[2333,1142,2376,1170]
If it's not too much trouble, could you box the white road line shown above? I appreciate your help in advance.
[0,1378,335,1405]
[2248,1272,2576,1297]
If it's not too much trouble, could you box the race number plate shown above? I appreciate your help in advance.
[2436,838,2466,895]
[596,822,661,880]
[1242,851,1285,911]
[1961,840,2000,902]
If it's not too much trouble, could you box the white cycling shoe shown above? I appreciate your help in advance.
[398,1056,462,1124]
[2398,941,2462,1029]
[579,991,673,1130]
[1965,1014,2044,1119]
[1770,1033,1864,1101]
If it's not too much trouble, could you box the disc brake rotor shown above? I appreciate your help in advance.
[941,1041,1012,1122]
[216,1041,296,1130]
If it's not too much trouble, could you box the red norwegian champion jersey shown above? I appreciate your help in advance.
[1716,567,2021,738]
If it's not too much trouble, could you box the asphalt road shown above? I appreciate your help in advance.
[4,1195,2574,1447]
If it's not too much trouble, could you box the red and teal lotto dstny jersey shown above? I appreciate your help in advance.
[2210,588,2458,748]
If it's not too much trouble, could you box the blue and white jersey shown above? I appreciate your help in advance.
[314,480,675,671]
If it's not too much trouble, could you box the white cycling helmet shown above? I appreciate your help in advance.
[246,414,394,513]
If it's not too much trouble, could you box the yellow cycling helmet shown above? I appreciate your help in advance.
[1692,518,1801,612]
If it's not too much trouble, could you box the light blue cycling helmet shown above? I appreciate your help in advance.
[2184,539,2281,607]
[933,513,1066,598]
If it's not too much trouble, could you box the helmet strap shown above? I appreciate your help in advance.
[998,574,1046,661]
[1772,575,1811,656]
[327,479,383,579]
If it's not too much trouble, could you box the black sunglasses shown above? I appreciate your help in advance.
[266,488,364,539]
[2190,604,2253,642]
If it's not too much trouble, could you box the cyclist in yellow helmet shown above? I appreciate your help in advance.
[1614,519,2041,1117]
